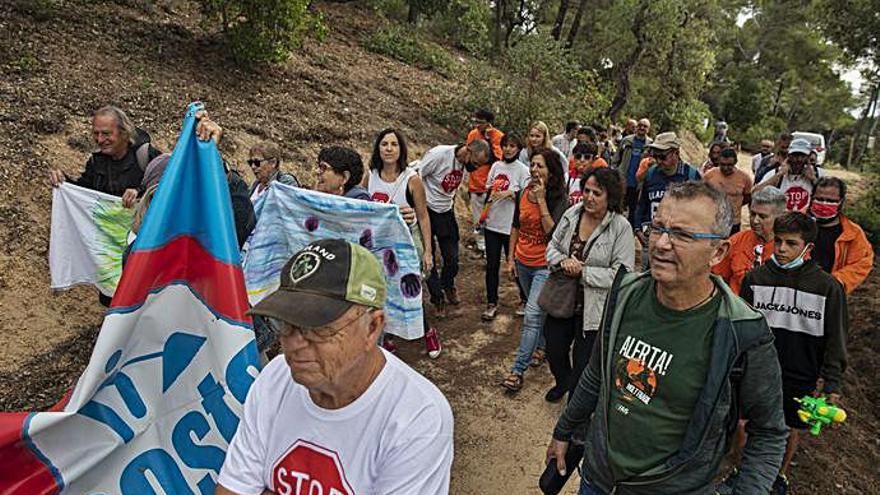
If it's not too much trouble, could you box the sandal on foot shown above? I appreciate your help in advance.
[501,373,523,392]
[530,348,546,368]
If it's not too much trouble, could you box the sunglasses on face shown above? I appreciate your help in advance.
[574,154,595,161]
[247,158,274,168]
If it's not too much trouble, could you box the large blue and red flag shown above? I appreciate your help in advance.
[0,103,261,494]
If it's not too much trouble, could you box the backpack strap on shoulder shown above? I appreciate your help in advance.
[136,143,151,171]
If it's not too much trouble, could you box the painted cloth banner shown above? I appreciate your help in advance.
[49,183,133,296]
[0,103,261,495]
[242,183,425,339]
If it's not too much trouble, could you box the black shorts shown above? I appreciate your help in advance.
[782,379,816,430]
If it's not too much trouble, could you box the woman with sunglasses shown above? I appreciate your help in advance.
[315,146,371,200]
[247,141,301,203]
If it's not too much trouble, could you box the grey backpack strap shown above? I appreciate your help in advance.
[135,143,151,171]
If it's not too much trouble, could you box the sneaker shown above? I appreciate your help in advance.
[481,304,498,321]
[381,338,398,354]
[425,327,442,359]
[515,302,526,317]
[771,474,789,495]
[444,287,461,306]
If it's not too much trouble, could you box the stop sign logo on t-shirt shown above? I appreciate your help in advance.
[371,191,390,203]
[492,174,511,192]
[272,440,355,495]
[785,185,810,211]
[440,170,464,193]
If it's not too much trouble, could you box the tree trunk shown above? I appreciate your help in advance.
[407,1,420,24]
[605,0,650,120]
[493,0,505,55]
[565,0,588,49]
[551,0,571,41]
[770,77,785,117]
[855,83,880,169]
[851,80,878,167]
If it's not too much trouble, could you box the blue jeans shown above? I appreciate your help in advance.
[578,472,606,495]
[510,261,548,375]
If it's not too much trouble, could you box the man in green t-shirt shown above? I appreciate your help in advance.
[546,181,788,494]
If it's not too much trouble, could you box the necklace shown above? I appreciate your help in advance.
[691,285,717,310]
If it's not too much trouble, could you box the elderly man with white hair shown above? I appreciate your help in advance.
[712,186,787,294]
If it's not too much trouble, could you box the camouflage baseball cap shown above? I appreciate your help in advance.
[248,239,386,328]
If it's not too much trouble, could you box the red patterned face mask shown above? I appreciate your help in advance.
[810,200,840,220]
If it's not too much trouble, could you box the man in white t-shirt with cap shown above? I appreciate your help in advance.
[216,239,454,495]
[754,137,824,212]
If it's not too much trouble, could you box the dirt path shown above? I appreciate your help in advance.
[1,220,878,494]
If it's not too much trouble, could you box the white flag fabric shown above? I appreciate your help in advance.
[49,183,133,296]
[0,103,261,495]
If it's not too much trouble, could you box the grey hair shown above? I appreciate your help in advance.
[250,141,282,165]
[93,105,136,145]
[665,181,732,238]
[751,186,787,213]
[467,138,490,159]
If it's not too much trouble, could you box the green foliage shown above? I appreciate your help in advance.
[737,116,787,150]
[365,0,408,18]
[198,0,326,63]
[434,34,608,134]
[12,53,40,73]
[364,25,459,78]
[847,174,880,247]
[426,0,492,57]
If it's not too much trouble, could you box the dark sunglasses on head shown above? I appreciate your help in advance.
[247,158,275,168]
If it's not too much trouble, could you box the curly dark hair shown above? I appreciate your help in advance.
[369,128,409,173]
[317,146,364,193]
[533,149,566,203]
[580,167,624,213]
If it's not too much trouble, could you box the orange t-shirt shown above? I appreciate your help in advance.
[467,127,503,193]
[703,168,753,224]
[712,229,774,295]
[468,163,492,193]
[568,157,608,178]
[467,127,504,162]
[636,157,656,182]
[515,193,549,267]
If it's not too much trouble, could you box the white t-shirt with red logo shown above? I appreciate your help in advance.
[484,159,531,235]
[368,168,417,225]
[567,176,582,206]
[417,145,465,214]
[764,168,824,212]
[218,350,454,495]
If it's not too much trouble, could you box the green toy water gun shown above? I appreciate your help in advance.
[795,396,846,436]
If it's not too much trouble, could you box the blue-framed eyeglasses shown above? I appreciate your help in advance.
[640,223,725,243]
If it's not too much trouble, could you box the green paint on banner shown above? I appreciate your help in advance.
[93,199,134,294]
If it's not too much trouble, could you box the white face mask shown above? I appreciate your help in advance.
[771,244,812,270]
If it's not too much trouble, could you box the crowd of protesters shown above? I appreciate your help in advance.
[47,105,874,495]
